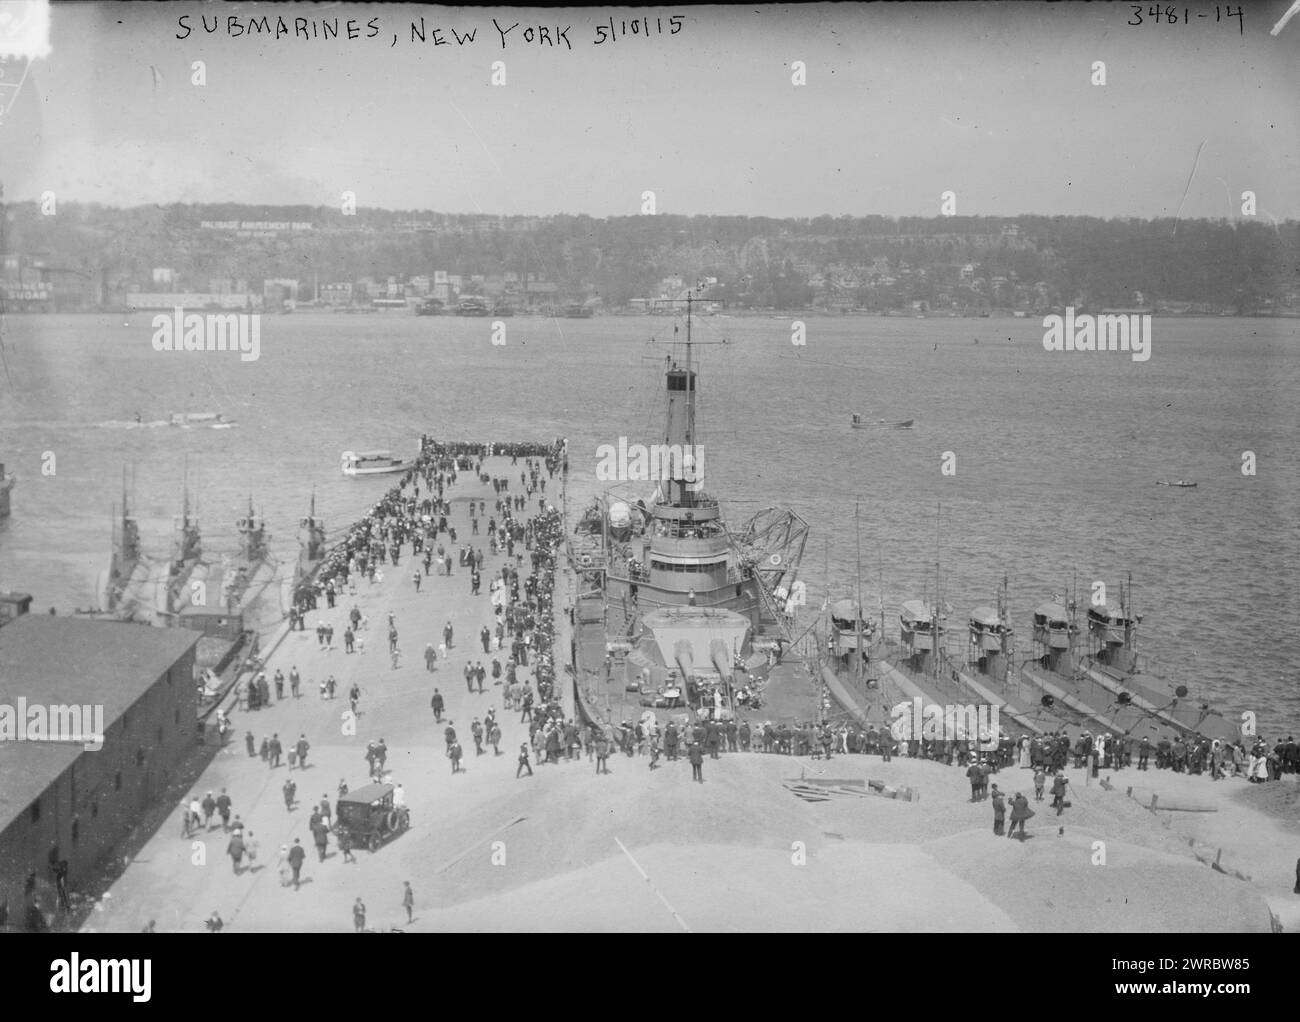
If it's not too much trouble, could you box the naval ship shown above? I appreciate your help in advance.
[1010,576,1239,743]
[91,470,160,623]
[166,498,282,639]
[817,553,1240,746]
[87,468,327,643]
[91,468,208,627]
[568,295,819,732]
[285,491,328,613]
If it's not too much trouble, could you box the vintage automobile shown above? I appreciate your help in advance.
[336,782,410,852]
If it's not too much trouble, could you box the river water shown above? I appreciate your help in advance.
[1,311,1296,736]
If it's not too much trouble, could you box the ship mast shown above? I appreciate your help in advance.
[854,501,863,689]
[999,573,1012,686]
[685,291,696,451]
[1070,569,1079,676]
[933,502,941,681]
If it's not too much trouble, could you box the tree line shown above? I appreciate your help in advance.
[5,203,1295,311]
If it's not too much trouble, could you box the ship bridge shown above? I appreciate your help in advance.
[646,496,731,592]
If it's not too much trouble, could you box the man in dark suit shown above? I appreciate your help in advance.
[288,838,306,889]
[688,741,704,783]
[1008,792,1033,840]
[990,787,1006,835]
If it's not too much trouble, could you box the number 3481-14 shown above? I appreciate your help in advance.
[1128,5,1243,32]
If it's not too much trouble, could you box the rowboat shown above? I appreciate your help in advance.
[851,414,914,429]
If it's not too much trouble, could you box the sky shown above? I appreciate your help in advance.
[0,0,1297,219]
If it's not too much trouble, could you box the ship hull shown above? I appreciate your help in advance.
[343,463,411,476]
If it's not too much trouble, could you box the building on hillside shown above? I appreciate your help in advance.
[320,282,354,306]
[521,277,558,308]
[263,279,299,307]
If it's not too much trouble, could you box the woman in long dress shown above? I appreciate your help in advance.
[1018,736,1031,769]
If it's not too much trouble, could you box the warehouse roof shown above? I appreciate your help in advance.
[0,616,199,834]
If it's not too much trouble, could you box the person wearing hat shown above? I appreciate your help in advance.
[688,740,704,783]
[594,730,611,774]
[287,838,306,889]
[965,759,982,803]
[1008,791,1033,840]
[226,828,246,874]
[990,786,1006,835]
[1050,771,1069,815]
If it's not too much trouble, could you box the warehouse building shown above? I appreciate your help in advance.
[0,616,199,928]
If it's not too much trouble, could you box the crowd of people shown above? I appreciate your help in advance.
[163,439,572,929]
[418,437,567,466]
[148,430,1300,928]
[686,717,1298,787]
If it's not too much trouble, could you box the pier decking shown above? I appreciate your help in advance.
[81,455,568,932]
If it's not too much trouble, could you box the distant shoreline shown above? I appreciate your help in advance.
[4,309,1298,319]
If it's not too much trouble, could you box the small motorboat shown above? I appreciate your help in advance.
[341,450,413,476]
[851,414,914,429]
[170,412,237,428]
[1155,480,1197,488]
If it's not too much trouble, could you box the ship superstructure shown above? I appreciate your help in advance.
[816,547,1240,745]
[168,497,281,639]
[570,295,815,728]
[94,469,158,622]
